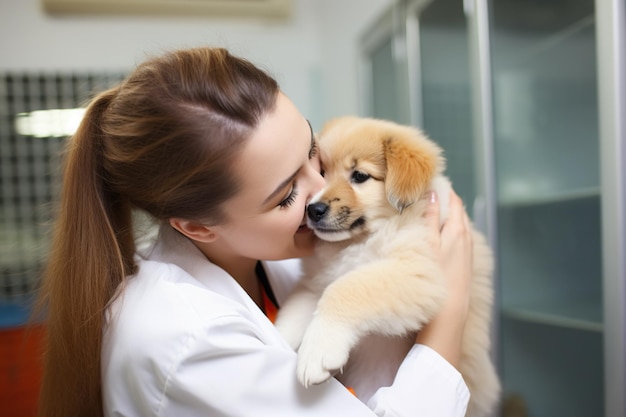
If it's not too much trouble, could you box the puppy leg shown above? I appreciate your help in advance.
[274,286,321,350]
[296,257,446,387]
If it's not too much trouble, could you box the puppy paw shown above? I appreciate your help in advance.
[296,318,356,387]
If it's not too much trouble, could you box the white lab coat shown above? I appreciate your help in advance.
[101,225,469,417]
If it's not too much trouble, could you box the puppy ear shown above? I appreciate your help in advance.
[384,129,442,211]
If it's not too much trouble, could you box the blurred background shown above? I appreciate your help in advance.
[0,0,624,416]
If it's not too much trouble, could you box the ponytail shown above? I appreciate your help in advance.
[35,47,280,417]
[36,87,133,417]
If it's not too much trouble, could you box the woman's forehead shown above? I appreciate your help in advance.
[229,94,309,204]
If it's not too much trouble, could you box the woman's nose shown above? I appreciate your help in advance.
[307,172,324,202]
[313,169,325,192]
[305,159,325,195]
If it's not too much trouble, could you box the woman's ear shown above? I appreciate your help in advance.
[169,218,218,243]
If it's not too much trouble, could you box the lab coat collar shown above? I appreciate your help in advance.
[140,225,293,348]
[147,225,258,309]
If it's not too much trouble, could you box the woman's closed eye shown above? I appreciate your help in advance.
[278,184,299,208]
[277,121,315,209]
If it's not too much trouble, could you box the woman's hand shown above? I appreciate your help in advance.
[415,188,474,368]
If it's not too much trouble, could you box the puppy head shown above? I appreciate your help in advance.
[307,116,445,242]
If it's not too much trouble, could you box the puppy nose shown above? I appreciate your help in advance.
[307,202,329,222]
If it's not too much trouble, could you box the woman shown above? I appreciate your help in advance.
[37,47,474,417]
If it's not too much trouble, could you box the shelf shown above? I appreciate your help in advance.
[502,298,603,332]
[500,315,604,417]
[498,186,599,207]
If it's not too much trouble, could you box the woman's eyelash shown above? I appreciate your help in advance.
[279,186,299,208]
[309,141,318,159]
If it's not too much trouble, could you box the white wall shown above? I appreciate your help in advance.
[0,0,392,127]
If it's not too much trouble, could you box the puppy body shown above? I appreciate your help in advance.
[274,117,499,417]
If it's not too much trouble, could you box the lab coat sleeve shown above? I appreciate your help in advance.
[160,313,374,417]
[367,344,470,417]
[159,314,469,417]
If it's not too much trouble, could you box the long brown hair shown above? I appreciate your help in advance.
[36,47,279,417]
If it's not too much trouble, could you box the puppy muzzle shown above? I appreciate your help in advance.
[306,202,366,241]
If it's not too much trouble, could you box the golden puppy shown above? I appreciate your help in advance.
[274,116,500,417]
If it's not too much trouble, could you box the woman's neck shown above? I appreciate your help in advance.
[191,240,263,308]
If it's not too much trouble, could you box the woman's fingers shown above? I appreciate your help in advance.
[439,189,473,307]
[422,187,473,296]
[416,187,474,367]
[423,190,442,249]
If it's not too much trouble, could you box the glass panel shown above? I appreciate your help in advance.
[363,5,411,126]
[490,0,604,415]
[418,0,476,216]
[370,39,403,123]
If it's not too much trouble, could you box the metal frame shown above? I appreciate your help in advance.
[358,5,395,118]
[464,0,497,250]
[464,2,499,406]
[358,0,413,124]
[596,1,626,416]
[403,0,434,128]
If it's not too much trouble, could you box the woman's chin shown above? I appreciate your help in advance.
[294,227,317,255]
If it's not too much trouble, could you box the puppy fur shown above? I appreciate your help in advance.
[274,116,500,417]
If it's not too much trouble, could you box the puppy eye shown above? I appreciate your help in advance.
[351,171,370,184]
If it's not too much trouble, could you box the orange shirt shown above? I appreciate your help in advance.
[261,284,278,323]
[257,262,356,397]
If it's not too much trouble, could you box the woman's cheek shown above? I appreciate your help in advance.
[294,201,307,225]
